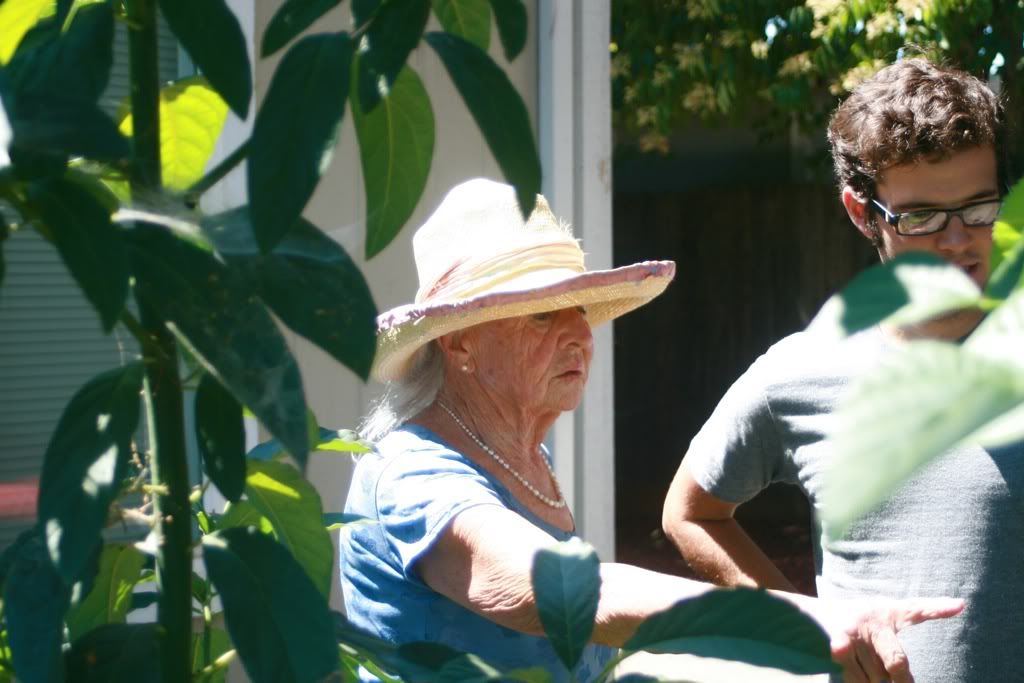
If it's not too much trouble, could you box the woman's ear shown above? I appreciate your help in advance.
[842,186,874,241]
[436,331,474,374]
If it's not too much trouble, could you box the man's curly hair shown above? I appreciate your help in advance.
[827,58,1010,200]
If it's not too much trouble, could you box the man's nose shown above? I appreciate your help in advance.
[937,215,971,251]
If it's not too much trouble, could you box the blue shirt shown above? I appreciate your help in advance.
[339,423,616,682]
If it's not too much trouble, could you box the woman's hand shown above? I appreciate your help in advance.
[809,596,965,682]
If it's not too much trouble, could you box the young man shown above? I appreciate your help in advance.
[663,58,1022,682]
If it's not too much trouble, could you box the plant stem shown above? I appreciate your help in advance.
[126,0,161,194]
[126,1,190,681]
[140,302,192,683]
[184,139,250,206]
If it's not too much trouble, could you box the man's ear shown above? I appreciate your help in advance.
[841,186,874,241]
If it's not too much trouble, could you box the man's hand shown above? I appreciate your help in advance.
[816,597,965,683]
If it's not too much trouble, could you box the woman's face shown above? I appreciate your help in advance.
[463,306,594,418]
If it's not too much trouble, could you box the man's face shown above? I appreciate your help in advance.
[844,145,1000,290]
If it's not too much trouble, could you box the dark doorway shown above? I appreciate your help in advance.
[611,150,876,593]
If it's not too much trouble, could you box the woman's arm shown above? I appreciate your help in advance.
[416,504,963,683]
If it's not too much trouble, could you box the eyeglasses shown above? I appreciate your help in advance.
[869,197,1002,236]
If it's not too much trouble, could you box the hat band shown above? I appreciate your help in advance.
[417,241,585,303]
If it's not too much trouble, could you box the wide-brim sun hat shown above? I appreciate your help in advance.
[373,178,676,382]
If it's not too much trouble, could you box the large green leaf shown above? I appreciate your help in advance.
[3,528,69,683]
[65,623,160,683]
[431,0,490,52]
[190,627,231,683]
[0,0,57,64]
[245,459,334,597]
[118,76,230,192]
[353,64,434,258]
[249,32,352,253]
[65,544,146,641]
[38,363,143,584]
[488,0,526,61]
[967,286,1024,370]
[219,499,275,534]
[195,372,246,502]
[204,207,377,379]
[623,588,837,675]
[8,92,128,161]
[261,0,344,57]
[157,0,251,118]
[30,177,128,330]
[822,341,1024,535]
[202,528,338,683]
[425,31,540,218]
[808,252,982,338]
[530,538,599,672]
[355,0,430,112]
[5,0,112,103]
[126,225,310,467]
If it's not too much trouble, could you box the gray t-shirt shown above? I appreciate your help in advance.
[685,326,1024,682]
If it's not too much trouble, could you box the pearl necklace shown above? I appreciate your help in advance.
[438,402,567,509]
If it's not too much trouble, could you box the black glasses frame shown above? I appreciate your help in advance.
[869,197,1003,236]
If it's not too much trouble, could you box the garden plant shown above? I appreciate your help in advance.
[0,0,853,681]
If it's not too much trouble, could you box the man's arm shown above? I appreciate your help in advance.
[662,460,797,592]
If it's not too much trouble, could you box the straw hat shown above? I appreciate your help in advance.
[373,178,676,382]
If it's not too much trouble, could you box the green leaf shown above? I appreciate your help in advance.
[261,0,344,57]
[203,207,378,379]
[985,232,1024,301]
[190,627,232,683]
[808,252,982,338]
[65,623,160,683]
[3,528,69,682]
[969,286,1024,364]
[219,499,275,534]
[530,538,599,672]
[249,32,352,253]
[245,459,334,597]
[624,588,837,675]
[6,0,112,103]
[431,0,490,52]
[425,31,540,218]
[196,372,247,502]
[822,340,1024,535]
[317,428,373,454]
[65,544,146,641]
[157,0,251,118]
[30,177,128,330]
[353,64,434,258]
[9,92,128,161]
[119,76,230,192]
[355,0,431,112]
[203,528,339,683]
[127,225,310,467]
[992,177,1024,274]
[489,0,526,60]
[0,0,57,64]
[38,363,143,584]
[322,512,368,531]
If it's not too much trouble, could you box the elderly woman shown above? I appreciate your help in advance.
[339,179,962,683]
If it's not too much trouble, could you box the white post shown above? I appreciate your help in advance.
[538,0,615,560]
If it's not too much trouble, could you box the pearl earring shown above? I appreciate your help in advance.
[461,364,470,373]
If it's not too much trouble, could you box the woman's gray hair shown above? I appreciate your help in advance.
[360,341,446,442]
